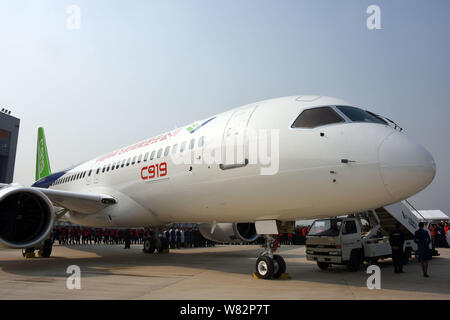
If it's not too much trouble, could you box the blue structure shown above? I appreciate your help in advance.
[0,110,20,183]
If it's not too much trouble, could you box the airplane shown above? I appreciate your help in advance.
[0,95,436,279]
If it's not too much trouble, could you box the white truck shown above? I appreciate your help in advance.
[306,201,422,271]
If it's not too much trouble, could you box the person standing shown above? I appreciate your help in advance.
[169,228,175,249]
[389,223,405,273]
[176,228,181,248]
[445,222,450,248]
[180,228,185,248]
[185,228,191,248]
[414,222,432,277]
[124,229,131,249]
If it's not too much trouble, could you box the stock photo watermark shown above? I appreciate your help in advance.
[367,5,381,30]
[169,129,280,176]
[366,265,381,290]
[66,5,81,30]
[66,265,81,290]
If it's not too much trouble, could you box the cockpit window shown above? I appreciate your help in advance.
[291,107,345,128]
[336,106,387,125]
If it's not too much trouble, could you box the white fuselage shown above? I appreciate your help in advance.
[39,96,436,228]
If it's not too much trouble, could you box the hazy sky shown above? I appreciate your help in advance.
[0,0,449,214]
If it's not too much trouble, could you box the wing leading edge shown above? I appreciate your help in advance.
[0,184,116,214]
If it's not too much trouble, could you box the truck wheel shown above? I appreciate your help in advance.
[317,262,330,270]
[347,250,361,272]
[403,248,412,265]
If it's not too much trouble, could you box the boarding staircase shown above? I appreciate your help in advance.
[374,200,425,237]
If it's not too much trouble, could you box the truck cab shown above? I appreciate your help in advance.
[306,207,417,271]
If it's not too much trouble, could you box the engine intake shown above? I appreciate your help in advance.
[198,222,258,243]
[0,187,55,248]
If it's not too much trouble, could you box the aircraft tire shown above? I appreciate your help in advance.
[256,256,275,280]
[22,247,35,257]
[157,238,170,253]
[39,239,53,258]
[143,238,156,254]
[273,255,286,278]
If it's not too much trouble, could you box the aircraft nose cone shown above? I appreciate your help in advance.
[379,132,436,201]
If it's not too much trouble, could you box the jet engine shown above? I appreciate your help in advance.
[198,222,259,243]
[0,186,55,248]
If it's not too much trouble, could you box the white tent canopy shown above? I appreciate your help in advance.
[415,210,449,221]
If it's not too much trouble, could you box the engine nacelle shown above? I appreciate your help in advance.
[198,222,258,243]
[0,186,55,248]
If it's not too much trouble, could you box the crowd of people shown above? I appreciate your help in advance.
[51,226,216,248]
[51,222,448,251]
[429,222,449,248]
[270,226,311,245]
[51,225,313,248]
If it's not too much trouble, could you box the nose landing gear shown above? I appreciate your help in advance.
[254,235,287,280]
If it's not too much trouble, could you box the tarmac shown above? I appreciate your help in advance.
[0,244,449,300]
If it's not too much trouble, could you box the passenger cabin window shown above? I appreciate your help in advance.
[132,156,137,165]
[336,106,387,125]
[126,158,131,166]
[121,159,126,168]
[291,107,345,128]
[144,152,149,161]
[180,141,186,153]
[157,148,162,158]
[137,155,143,163]
[189,139,195,150]
[172,144,178,154]
[150,150,155,160]
[164,146,170,157]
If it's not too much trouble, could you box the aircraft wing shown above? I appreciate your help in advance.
[0,184,116,215]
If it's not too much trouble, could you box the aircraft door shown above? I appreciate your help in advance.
[221,105,257,168]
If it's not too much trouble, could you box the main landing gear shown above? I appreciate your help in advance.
[255,235,286,280]
[21,239,53,258]
[143,236,170,254]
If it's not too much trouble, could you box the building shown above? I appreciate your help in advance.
[0,110,20,183]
